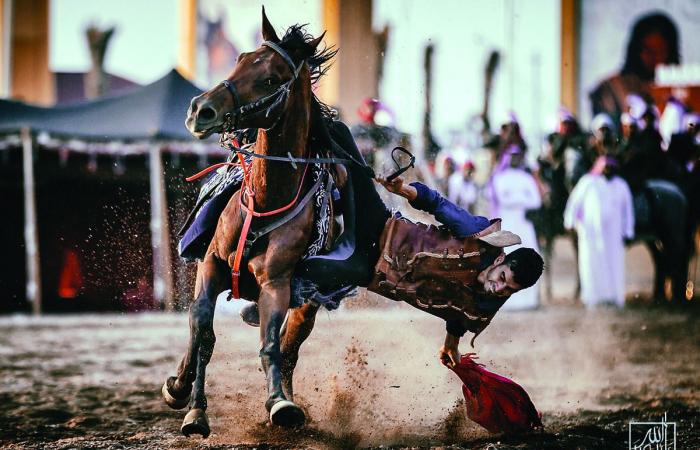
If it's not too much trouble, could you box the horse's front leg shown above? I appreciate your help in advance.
[257,278,306,427]
[162,252,228,438]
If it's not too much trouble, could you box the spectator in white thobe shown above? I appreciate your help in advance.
[564,156,635,307]
[489,148,543,310]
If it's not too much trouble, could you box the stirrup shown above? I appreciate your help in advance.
[239,302,260,327]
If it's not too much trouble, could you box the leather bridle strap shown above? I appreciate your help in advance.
[219,40,303,130]
[221,80,242,109]
[221,41,299,108]
[262,40,300,75]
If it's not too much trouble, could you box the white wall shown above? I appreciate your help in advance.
[49,0,179,84]
[374,0,561,155]
[579,0,700,127]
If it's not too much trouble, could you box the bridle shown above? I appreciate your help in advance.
[219,40,305,133]
[212,39,382,178]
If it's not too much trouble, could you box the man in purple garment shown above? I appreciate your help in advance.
[377,176,543,368]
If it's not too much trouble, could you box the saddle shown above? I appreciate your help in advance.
[295,123,391,290]
[367,215,520,341]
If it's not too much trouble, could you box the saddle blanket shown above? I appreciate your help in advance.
[178,155,331,263]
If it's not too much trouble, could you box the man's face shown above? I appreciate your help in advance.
[478,254,522,298]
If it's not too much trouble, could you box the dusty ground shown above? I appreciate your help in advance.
[1,303,698,450]
[1,240,699,449]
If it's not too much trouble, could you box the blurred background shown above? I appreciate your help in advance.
[0,0,699,314]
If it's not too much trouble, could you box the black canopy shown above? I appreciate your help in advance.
[0,69,204,141]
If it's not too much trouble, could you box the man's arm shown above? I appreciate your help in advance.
[439,332,461,368]
[440,319,470,368]
[377,177,490,238]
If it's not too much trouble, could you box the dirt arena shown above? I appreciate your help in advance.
[1,241,699,449]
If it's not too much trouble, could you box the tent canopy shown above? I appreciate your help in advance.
[0,69,206,141]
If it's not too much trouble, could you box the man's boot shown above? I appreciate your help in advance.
[239,302,260,327]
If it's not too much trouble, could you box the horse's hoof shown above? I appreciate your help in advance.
[181,408,210,438]
[269,400,305,427]
[161,377,190,410]
[239,302,260,327]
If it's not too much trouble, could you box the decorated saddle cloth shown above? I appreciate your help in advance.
[367,214,520,340]
[177,152,332,262]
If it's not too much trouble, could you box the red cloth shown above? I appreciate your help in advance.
[58,249,83,299]
[450,354,543,434]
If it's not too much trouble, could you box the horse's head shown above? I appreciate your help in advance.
[186,8,330,139]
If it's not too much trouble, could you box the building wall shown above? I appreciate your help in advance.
[49,0,179,86]
[319,0,378,121]
[10,0,54,104]
[374,0,561,155]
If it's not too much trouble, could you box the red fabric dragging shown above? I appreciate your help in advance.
[450,353,543,434]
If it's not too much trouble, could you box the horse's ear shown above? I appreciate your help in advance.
[307,31,326,54]
[261,6,280,43]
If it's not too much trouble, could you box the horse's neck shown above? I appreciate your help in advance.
[250,85,310,211]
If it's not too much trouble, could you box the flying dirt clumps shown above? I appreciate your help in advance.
[324,337,384,446]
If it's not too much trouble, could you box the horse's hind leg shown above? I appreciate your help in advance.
[280,301,321,401]
[162,252,228,438]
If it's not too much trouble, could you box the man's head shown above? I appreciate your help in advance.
[477,247,544,298]
[462,160,475,178]
[621,112,638,139]
[622,13,679,81]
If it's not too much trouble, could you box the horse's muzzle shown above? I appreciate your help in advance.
[186,95,223,139]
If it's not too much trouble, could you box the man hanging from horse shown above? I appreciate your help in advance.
[373,175,543,367]
[162,8,544,437]
[238,171,544,367]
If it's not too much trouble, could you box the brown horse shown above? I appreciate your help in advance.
[161,10,345,436]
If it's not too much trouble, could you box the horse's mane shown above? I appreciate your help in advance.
[279,24,338,121]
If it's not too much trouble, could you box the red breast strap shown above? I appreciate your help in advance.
[231,187,255,299]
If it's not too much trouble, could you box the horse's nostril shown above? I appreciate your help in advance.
[198,106,217,122]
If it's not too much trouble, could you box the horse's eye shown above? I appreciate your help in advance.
[264,77,278,86]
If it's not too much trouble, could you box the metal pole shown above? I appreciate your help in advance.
[149,145,174,310]
[21,127,41,315]
[0,0,13,97]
